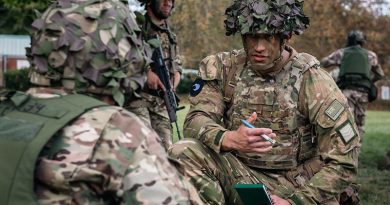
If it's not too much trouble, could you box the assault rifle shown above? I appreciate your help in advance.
[151,36,182,140]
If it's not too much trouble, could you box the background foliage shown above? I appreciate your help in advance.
[4,68,30,91]
[169,0,390,75]
[1,0,388,74]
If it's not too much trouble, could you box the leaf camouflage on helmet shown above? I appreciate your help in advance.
[224,0,310,36]
[27,0,152,106]
[137,0,175,8]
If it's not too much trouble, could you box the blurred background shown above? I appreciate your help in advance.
[0,0,389,204]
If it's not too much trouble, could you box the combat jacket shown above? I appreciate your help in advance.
[142,14,182,75]
[321,46,384,82]
[19,88,202,205]
[184,46,360,203]
[137,14,183,99]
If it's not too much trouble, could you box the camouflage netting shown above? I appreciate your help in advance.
[224,0,310,36]
[137,0,175,6]
[27,0,152,106]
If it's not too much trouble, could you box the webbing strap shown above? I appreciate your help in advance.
[223,52,239,107]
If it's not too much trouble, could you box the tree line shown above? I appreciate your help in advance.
[1,0,389,75]
[170,0,390,76]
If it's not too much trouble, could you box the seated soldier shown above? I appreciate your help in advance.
[0,0,202,204]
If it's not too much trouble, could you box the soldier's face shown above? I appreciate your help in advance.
[243,34,282,73]
[155,0,173,19]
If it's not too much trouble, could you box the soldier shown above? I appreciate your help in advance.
[126,0,183,150]
[321,30,384,139]
[0,0,202,204]
[169,0,360,204]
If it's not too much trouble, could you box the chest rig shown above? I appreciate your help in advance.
[143,14,178,74]
[224,56,317,170]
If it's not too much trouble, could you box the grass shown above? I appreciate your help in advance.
[173,107,390,204]
[172,105,190,142]
[357,111,390,205]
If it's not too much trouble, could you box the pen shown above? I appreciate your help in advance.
[240,119,276,145]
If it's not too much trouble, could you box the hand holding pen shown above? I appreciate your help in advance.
[240,119,277,145]
[221,112,276,153]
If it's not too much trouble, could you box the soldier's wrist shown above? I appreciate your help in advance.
[220,130,234,151]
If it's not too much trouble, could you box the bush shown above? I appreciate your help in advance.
[4,68,31,91]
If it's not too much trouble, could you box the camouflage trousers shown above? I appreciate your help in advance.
[125,93,172,150]
[342,89,368,140]
[169,139,359,205]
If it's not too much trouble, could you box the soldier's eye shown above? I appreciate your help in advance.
[265,35,275,41]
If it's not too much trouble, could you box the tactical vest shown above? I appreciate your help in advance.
[225,54,318,170]
[0,91,107,205]
[337,46,371,91]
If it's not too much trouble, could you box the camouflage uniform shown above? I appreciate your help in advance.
[321,46,384,137]
[3,0,203,204]
[126,9,183,150]
[170,47,360,205]
[169,1,360,204]
[28,87,202,205]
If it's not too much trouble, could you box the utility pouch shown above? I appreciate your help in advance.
[284,157,324,187]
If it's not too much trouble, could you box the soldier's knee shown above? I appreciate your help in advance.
[168,138,206,159]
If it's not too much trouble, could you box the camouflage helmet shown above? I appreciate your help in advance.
[224,0,310,36]
[138,0,175,8]
[27,0,152,106]
[347,30,365,46]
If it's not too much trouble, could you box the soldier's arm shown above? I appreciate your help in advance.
[184,54,229,153]
[288,68,359,204]
[320,49,343,68]
[368,50,385,82]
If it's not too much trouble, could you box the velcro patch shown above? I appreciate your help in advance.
[190,78,204,97]
[325,100,345,121]
[337,121,357,144]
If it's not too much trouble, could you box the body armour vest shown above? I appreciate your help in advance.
[0,92,106,205]
[225,54,317,170]
[338,46,371,90]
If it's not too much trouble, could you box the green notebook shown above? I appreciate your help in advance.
[234,184,274,205]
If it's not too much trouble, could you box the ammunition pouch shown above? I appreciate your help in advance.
[284,157,324,187]
[337,74,377,102]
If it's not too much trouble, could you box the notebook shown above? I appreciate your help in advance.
[234,183,274,205]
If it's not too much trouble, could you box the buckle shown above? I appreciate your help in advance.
[294,174,306,187]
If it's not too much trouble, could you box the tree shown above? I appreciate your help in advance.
[170,0,390,75]
[0,0,50,34]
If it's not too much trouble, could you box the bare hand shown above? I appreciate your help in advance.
[147,70,165,91]
[271,195,291,205]
[221,112,276,153]
[171,71,181,92]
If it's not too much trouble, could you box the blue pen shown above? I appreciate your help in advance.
[240,119,276,145]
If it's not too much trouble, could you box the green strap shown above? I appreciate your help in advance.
[0,92,107,205]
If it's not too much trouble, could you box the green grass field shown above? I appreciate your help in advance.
[358,111,390,205]
[174,107,390,204]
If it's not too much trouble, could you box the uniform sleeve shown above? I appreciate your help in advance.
[367,50,385,82]
[290,68,360,204]
[173,43,183,74]
[35,107,201,205]
[184,54,230,153]
[320,49,343,68]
